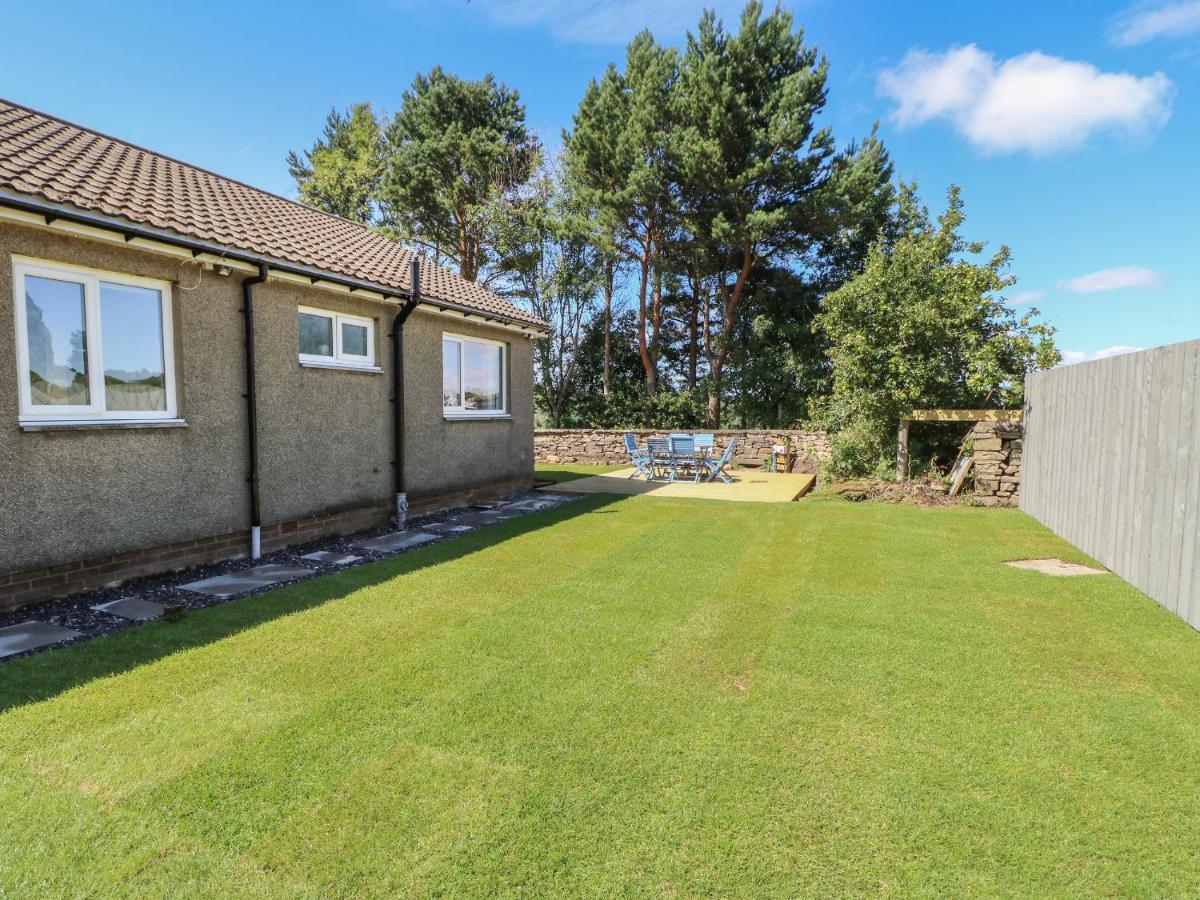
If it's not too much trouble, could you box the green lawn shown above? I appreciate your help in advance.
[535,461,625,482]
[4,490,1200,895]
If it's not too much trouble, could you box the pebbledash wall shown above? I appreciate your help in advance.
[0,221,535,612]
[536,428,832,467]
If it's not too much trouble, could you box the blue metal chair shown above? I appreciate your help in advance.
[623,432,654,480]
[703,437,738,483]
[646,437,671,480]
[668,434,700,483]
[693,433,715,459]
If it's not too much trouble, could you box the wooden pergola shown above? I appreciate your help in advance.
[896,409,1023,481]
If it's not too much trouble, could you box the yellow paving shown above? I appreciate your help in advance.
[542,467,816,503]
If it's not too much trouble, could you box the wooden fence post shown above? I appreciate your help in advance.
[896,419,910,482]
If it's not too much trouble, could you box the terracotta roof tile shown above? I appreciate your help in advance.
[0,99,545,329]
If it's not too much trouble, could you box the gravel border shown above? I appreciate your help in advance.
[0,490,580,664]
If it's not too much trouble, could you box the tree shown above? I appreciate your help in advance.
[564,35,678,396]
[675,2,855,426]
[816,184,1060,478]
[724,266,825,427]
[562,65,629,397]
[286,104,387,225]
[499,164,597,427]
[381,67,541,285]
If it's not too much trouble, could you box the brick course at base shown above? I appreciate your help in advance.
[0,476,533,613]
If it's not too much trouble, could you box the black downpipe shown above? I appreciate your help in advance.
[391,259,421,526]
[242,264,269,556]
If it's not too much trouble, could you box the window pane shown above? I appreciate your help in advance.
[24,275,89,406]
[442,339,461,407]
[299,312,333,357]
[463,341,503,410]
[100,282,166,412]
[341,321,369,358]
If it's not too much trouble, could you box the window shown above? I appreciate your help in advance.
[442,334,507,417]
[298,307,376,369]
[12,258,177,423]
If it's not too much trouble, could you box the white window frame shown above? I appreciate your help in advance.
[442,332,508,418]
[298,306,377,370]
[12,256,177,424]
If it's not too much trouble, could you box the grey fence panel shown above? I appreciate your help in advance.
[1022,340,1200,629]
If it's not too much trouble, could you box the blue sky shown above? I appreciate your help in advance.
[2,0,1197,362]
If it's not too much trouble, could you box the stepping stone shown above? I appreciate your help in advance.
[180,564,315,598]
[354,531,439,553]
[1005,558,1107,577]
[421,522,474,534]
[90,597,165,621]
[457,511,512,527]
[301,550,362,565]
[0,621,83,659]
[505,500,558,512]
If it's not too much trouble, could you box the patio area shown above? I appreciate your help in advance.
[542,466,816,502]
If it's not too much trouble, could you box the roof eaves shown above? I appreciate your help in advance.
[0,188,550,333]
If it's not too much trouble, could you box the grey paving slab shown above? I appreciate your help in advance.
[301,551,362,565]
[91,596,165,621]
[355,531,439,553]
[0,621,83,658]
[1005,558,1108,576]
[505,499,559,512]
[457,511,514,527]
[421,522,475,534]
[181,564,316,598]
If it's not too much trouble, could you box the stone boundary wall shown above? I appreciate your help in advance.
[970,421,1022,507]
[536,429,831,466]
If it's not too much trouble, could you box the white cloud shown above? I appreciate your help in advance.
[1059,346,1144,366]
[1007,289,1046,306]
[1057,265,1166,294]
[399,0,745,45]
[878,45,1174,154]
[1111,1,1200,46]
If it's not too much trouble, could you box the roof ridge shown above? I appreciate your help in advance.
[0,98,397,240]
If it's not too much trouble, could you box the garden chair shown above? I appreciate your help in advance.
[623,432,654,480]
[703,437,738,483]
[668,434,701,483]
[693,433,715,458]
[646,437,671,480]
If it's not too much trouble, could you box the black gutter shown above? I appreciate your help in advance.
[242,264,269,556]
[391,259,421,526]
[0,193,546,333]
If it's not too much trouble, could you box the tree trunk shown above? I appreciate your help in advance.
[456,216,477,282]
[707,380,721,428]
[636,246,656,395]
[688,291,699,389]
[602,260,614,397]
[703,245,754,428]
[650,267,662,380]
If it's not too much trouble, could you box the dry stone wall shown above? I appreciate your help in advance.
[535,428,831,467]
[970,421,1022,507]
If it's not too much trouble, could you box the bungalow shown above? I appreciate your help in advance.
[0,99,548,612]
